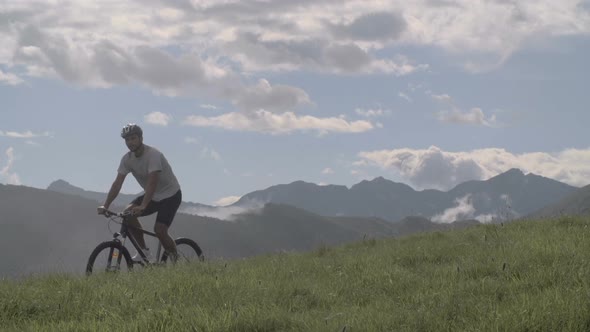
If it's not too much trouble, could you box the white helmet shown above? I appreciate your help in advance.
[121,123,143,139]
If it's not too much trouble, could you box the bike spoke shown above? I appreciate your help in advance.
[86,242,132,275]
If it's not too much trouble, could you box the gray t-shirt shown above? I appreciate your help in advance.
[117,144,180,202]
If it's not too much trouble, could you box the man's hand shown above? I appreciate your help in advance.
[97,205,107,215]
[130,205,146,216]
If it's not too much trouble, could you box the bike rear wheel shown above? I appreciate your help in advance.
[161,237,204,264]
[86,241,133,275]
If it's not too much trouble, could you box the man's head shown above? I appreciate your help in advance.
[121,123,143,152]
[121,123,143,139]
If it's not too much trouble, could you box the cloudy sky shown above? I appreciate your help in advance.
[1,0,589,206]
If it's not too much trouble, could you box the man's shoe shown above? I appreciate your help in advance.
[165,250,179,263]
[132,248,152,262]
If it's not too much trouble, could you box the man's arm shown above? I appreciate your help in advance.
[99,173,127,212]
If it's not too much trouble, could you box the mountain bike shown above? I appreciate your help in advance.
[86,209,204,275]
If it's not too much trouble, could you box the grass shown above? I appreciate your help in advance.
[2,216,590,331]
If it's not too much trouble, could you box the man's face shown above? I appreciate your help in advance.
[125,134,142,152]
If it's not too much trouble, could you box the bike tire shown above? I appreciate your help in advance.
[86,240,133,276]
[161,237,204,264]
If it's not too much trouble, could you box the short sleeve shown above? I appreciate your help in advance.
[117,155,130,175]
[147,151,164,174]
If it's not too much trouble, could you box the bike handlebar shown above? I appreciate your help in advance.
[101,209,133,218]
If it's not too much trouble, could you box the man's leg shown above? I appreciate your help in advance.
[124,204,147,249]
[154,222,177,255]
[153,190,182,259]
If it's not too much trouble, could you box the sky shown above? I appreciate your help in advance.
[1,0,590,207]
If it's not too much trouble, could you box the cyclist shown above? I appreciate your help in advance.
[97,123,182,262]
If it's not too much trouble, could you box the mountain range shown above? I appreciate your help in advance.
[2,168,586,279]
[230,168,577,222]
[48,168,578,222]
[234,169,578,222]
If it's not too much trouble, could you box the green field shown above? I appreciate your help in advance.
[2,216,590,331]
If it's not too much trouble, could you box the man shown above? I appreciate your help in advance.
[97,123,182,262]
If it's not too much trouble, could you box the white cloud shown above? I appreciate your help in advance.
[25,140,40,147]
[437,108,497,127]
[500,194,512,207]
[201,147,221,161]
[144,111,171,126]
[180,201,262,221]
[224,31,427,75]
[475,214,496,224]
[10,26,312,113]
[213,195,241,207]
[0,0,586,88]
[431,93,498,127]
[184,110,374,135]
[322,167,334,174]
[408,83,424,92]
[431,94,453,103]
[355,108,392,117]
[432,195,475,223]
[0,69,23,85]
[0,130,52,139]
[233,79,311,113]
[431,194,495,224]
[402,0,590,70]
[357,145,590,190]
[184,137,199,144]
[398,92,412,102]
[200,104,218,110]
[1,147,21,185]
[368,56,429,76]
[185,137,221,161]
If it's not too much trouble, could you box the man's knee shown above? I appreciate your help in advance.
[123,204,141,222]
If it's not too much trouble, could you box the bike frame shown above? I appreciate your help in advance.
[114,215,163,265]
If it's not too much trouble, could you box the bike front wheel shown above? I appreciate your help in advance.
[161,237,204,264]
[86,241,133,276]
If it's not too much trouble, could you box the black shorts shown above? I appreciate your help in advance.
[130,190,182,227]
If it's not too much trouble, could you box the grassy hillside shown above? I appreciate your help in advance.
[2,217,590,331]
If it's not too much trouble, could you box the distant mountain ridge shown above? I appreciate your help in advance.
[528,184,590,219]
[47,168,578,223]
[47,179,138,208]
[47,179,214,212]
[233,169,578,222]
